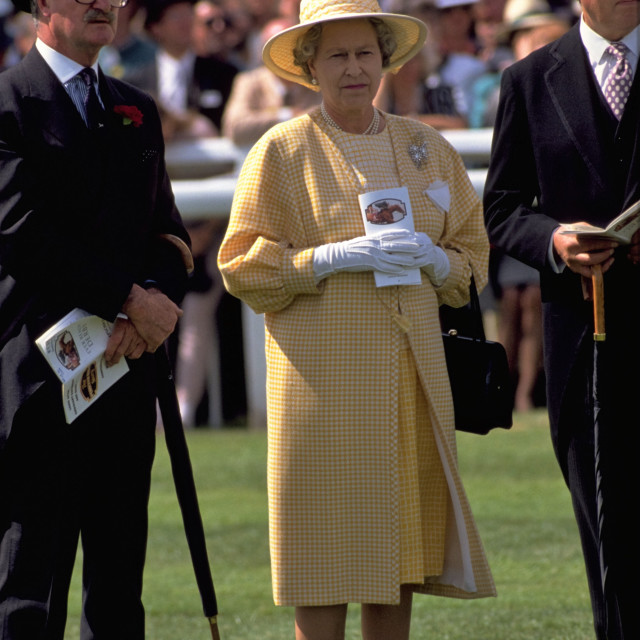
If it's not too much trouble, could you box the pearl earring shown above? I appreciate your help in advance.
[311,78,318,85]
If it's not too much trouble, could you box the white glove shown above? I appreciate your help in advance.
[313,229,423,281]
[412,232,450,287]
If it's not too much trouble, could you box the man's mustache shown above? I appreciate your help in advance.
[84,8,116,23]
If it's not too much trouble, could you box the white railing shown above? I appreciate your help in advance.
[169,129,493,427]
[169,129,493,220]
[440,127,493,166]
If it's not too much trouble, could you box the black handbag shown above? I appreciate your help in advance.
[442,275,513,435]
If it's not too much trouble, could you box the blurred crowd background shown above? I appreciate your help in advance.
[0,0,579,424]
[0,0,578,134]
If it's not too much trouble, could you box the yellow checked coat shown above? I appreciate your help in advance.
[218,109,495,606]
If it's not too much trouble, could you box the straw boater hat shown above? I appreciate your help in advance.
[262,0,428,91]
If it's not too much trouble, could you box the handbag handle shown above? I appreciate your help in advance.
[468,274,486,341]
[445,274,486,342]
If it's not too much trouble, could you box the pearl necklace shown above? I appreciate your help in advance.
[320,103,380,135]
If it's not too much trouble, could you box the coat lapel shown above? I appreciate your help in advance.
[20,48,102,173]
[544,27,609,191]
[545,26,640,211]
[22,49,81,135]
[99,72,152,177]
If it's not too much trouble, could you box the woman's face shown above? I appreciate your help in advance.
[308,19,383,116]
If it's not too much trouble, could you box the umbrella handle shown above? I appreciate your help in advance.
[591,264,606,341]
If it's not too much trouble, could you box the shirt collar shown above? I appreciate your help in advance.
[580,16,640,69]
[157,48,195,72]
[35,38,100,84]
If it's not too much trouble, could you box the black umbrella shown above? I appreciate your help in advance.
[590,264,616,633]
[155,346,221,640]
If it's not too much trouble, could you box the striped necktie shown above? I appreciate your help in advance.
[603,43,632,120]
[79,67,105,130]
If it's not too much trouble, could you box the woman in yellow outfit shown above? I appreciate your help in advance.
[218,1,495,638]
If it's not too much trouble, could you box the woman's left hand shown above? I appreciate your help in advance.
[411,232,450,286]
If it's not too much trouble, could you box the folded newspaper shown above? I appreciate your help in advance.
[559,198,640,244]
[36,308,129,423]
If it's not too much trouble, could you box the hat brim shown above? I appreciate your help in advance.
[263,13,427,91]
[498,13,569,42]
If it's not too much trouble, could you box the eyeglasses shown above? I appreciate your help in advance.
[74,0,130,7]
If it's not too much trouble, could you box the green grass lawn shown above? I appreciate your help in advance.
[63,409,595,640]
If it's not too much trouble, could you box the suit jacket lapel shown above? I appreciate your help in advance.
[544,26,609,191]
[546,27,640,213]
[21,48,101,171]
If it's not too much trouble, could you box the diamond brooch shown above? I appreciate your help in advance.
[408,136,428,170]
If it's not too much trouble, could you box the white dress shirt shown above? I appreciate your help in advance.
[580,17,639,92]
[157,49,194,115]
[35,38,104,121]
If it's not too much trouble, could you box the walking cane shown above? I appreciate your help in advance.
[156,345,222,640]
[592,264,605,341]
[591,263,615,633]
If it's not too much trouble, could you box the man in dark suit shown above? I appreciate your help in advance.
[484,1,640,637]
[123,0,238,140]
[0,0,192,637]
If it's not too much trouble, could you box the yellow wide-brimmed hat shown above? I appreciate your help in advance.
[263,0,428,91]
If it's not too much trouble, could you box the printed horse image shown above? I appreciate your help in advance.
[365,201,405,224]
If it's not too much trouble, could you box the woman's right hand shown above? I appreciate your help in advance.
[312,229,423,280]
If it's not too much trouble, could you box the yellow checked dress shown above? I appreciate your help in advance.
[218,108,495,606]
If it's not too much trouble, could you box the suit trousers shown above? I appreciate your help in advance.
[558,334,640,640]
[0,357,157,640]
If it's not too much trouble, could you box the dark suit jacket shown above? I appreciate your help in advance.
[123,54,238,130]
[484,24,640,453]
[0,47,190,446]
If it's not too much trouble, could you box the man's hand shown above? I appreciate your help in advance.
[628,229,640,265]
[553,226,617,277]
[121,283,183,351]
[104,285,183,366]
[104,317,148,366]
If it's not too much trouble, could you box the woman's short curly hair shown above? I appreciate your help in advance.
[292,18,398,85]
